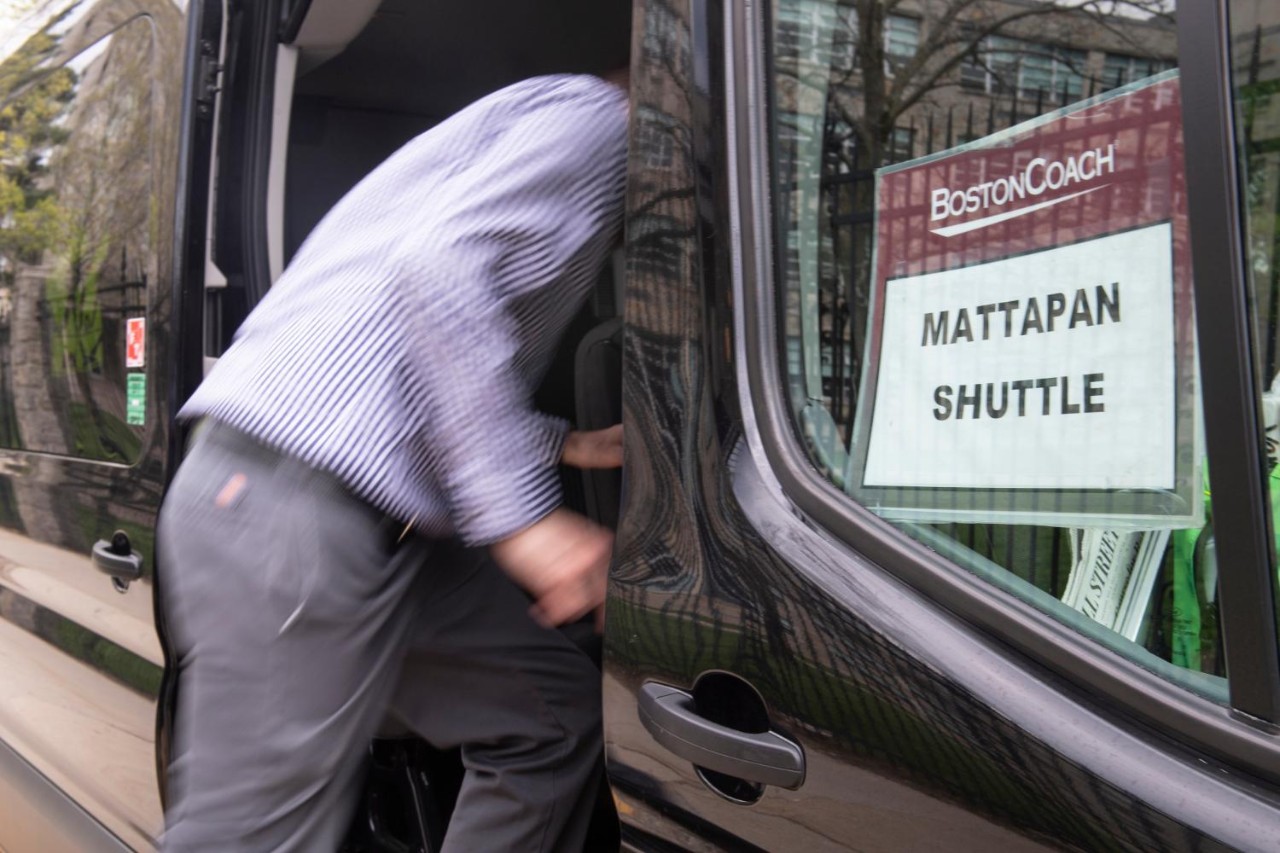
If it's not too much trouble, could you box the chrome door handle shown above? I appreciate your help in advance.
[638,683,805,789]
[92,532,143,584]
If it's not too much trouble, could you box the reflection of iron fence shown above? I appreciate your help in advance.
[38,278,147,321]
[37,277,145,378]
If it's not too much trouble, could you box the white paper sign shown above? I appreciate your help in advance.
[862,223,1175,491]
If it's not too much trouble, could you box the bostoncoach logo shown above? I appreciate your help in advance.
[928,143,1116,238]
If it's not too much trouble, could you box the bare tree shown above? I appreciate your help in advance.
[778,0,1172,169]
[822,0,1175,167]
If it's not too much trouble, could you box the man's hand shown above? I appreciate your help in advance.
[491,508,613,628]
[562,424,623,469]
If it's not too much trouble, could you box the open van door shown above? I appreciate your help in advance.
[602,0,1280,850]
[0,0,207,848]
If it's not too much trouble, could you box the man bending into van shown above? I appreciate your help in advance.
[156,11,631,852]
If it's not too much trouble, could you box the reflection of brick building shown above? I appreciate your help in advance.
[1232,0,1280,386]
[776,0,1177,163]
[906,1,1175,157]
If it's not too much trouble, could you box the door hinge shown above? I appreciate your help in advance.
[195,40,222,118]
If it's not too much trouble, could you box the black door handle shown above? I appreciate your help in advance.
[92,533,144,582]
[638,683,805,790]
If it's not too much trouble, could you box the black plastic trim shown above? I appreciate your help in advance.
[160,0,222,809]
[211,0,280,309]
[1177,0,1280,721]
[279,0,313,43]
[727,0,1280,788]
[241,0,279,309]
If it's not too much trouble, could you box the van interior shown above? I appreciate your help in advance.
[209,0,625,524]
[202,1,627,848]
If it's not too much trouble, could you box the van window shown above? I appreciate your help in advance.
[1230,1,1280,661]
[767,0,1224,696]
[0,17,153,464]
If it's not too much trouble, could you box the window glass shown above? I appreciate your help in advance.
[962,35,1086,104]
[0,17,152,463]
[886,16,920,62]
[1229,0,1280,658]
[1103,52,1174,89]
[769,0,1224,696]
[790,9,922,75]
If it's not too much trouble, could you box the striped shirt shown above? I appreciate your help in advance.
[182,74,628,545]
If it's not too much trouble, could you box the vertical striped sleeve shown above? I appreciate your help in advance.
[179,74,628,545]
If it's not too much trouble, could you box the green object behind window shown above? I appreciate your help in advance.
[1172,465,1280,670]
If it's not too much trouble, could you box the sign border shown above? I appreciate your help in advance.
[845,72,1202,529]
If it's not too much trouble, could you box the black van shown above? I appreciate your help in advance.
[3,0,1280,850]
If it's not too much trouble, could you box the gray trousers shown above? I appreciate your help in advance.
[157,423,603,851]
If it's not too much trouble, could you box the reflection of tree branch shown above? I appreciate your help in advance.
[1070,0,1176,58]
[0,27,76,284]
[632,185,697,219]
[803,0,1176,166]
[891,3,1076,120]
[0,14,154,462]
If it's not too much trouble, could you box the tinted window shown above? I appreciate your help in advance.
[1230,0,1280,662]
[0,15,153,464]
[768,1,1223,695]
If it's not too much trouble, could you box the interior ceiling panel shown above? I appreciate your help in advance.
[294,0,604,121]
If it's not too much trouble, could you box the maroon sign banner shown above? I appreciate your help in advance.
[849,72,1200,527]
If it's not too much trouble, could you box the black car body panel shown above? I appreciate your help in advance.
[2,0,1280,851]
[601,0,1280,850]
[0,1,188,847]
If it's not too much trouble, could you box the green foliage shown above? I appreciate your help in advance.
[48,616,162,697]
[46,249,106,377]
[67,401,140,463]
[0,24,76,281]
[0,14,154,465]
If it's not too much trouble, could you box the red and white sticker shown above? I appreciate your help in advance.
[126,317,146,368]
